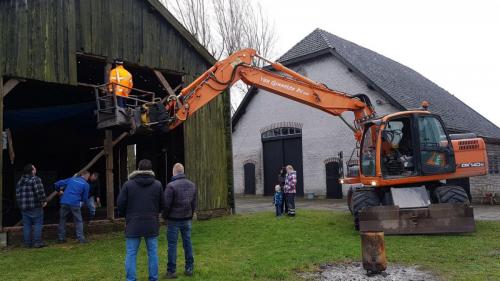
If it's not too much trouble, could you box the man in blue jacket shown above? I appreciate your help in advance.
[55,171,90,243]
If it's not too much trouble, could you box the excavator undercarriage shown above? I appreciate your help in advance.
[350,185,476,235]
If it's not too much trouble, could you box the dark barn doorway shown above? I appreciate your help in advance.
[243,162,256,195]
[262,127,304,196]
[325,159,343,199]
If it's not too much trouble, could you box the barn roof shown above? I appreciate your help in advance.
[233,29,500,140]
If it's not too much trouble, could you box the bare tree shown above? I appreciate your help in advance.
[160,0,277,111]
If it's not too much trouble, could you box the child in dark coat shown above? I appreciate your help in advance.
[273,185,284,217]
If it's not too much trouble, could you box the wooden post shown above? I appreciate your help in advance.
[105,130,114,220]
[361,231,387,274]
[0,76,3,232]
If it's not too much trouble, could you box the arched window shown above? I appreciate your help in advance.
[261,127,302,140]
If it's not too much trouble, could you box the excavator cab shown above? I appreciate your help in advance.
[350,111,481,234]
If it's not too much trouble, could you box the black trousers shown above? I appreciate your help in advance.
[285,193,296,216]
[282,194,288,214]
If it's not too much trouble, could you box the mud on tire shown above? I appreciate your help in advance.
[352,190,381,230]
[435,185,470,204]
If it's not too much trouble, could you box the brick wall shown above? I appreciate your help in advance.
[469,142,500,202]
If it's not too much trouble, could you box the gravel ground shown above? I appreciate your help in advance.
[299,262,438,281]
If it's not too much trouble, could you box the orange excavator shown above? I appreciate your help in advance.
[98,48,488,234]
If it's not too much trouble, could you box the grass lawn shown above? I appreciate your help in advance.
[1,210,499,281]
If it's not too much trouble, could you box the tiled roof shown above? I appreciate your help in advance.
[272,28,500,139]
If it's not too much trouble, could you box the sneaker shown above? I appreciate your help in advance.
[33,242,47,248]
[185,269,193,276]
[165,271,177,279]
[57,239,67,244]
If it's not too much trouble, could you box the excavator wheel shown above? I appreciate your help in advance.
[346,188,354,214]
[435,185,470,204]
[352,189,381,230]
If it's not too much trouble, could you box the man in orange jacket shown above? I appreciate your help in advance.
[108,59,133,108]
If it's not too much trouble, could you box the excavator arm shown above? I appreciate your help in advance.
[165,49,375,140]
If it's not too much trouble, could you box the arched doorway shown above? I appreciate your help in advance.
[243,162,256,195]
[261,126,304,196]
[325,157,343,199]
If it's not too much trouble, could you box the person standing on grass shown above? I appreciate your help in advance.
[117,159,164,281]
[284,165,297,216]
[86,172,101,221]
[273,185,284,217]
[278,166,288,214]
[55,171,90,244]
[163,163,197,279]
[16,164,47,248]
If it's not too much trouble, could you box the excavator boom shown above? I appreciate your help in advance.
[167,49,375,140]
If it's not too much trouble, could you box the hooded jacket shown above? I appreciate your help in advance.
[163,174,197,221]
[284,171,297,194]
[117,170,165,238]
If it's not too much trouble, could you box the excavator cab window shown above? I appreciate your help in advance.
[417,115,456,174]
[381,117,416,178]
[360,124,377,176]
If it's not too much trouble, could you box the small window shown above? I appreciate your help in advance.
[361,125,377,177]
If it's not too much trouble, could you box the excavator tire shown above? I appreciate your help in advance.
[435,185,470,204]
[352,189,380,230]
[347,188,354,214]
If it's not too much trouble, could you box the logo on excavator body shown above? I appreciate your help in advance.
[458,162,485,168]
[259,77,310,96]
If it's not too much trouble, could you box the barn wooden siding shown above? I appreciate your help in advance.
[0,0,232,212]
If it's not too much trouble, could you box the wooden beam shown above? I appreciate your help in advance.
[154,69,176,97]
[2,79,21,97]
[105,130,115,220]
[76,132,128,176]
[6,129,15,164]
[0,77,3,231]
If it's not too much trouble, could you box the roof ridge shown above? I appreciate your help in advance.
[277,28,331,62]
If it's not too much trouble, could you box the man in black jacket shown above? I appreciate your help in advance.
[117,159,164,281]
[163,163,197,279]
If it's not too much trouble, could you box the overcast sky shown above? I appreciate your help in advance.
[251,0,500,126]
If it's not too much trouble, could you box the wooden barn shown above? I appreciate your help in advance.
[0,0,233,244]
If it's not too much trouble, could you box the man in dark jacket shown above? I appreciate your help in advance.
[117,159,164,281]
[16,164,47,248]
[55,171,90,243]
[163,163,197,279]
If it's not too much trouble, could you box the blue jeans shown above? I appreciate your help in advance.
[275,205,283,216]
[21,208,44,246]
[167,220,194,273]
[125,236,158,281]
[116,96,127,108]
[58,204,85,241]
[87,196,96,217]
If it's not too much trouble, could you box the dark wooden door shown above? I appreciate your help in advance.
[262,135,303,196]
[326,161,342,199]
[243,163,256,195]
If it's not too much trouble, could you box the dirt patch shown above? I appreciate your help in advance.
[299,262,438,281]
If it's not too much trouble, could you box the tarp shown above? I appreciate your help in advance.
[4,102,96,129]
